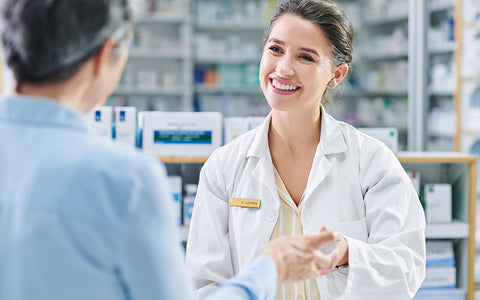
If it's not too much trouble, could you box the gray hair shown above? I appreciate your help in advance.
[0,0,134,87]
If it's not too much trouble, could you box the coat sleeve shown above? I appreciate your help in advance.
[326,141,426,299]
[185,154,235,299]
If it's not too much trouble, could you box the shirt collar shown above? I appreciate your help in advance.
[0,95,95,134]
[247,105,347,158]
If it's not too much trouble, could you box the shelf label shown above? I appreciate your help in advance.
[154,130,212,144]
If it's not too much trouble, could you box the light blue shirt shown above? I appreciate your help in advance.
[0,96,276,300]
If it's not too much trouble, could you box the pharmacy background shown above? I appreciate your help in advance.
[4,0,480,299]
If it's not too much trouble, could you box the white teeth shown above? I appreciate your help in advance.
[272,79,298,91]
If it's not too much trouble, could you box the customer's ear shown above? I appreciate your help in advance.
[92,38,119,78]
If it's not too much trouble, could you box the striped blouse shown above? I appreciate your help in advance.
[270,167,321,300]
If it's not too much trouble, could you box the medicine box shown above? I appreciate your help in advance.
[224,117,249,144]
[168,176,182,226]
[424,183,452,223]
[407,171,421,195]
[114,106,136,148]
[139,111,222,156]
[426,241,455,267]
[90,106,113,141]
[246,116,266,130]
[421,266,456,289]
[414,288,465,300]
[358,127,398,153]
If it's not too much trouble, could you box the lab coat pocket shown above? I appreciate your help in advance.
[334,217,368,242]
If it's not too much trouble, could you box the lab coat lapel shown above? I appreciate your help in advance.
[304,107,347,198]
[247,113,279,205]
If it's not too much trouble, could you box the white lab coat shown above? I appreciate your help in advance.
[186,110,426,300]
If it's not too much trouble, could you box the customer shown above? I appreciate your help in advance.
[0,0,341,300]
[186,0,426,299]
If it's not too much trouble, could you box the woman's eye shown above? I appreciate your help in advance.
[269,46,281,53]
[300,55,313,62]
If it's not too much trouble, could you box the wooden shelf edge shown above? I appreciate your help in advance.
[397,152,478,164]
[156,153,478,165]
[159,156,208,164]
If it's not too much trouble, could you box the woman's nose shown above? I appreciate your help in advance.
[275,56,295,77]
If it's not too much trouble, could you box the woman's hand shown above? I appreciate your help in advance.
[262,232,341,284]
[320,226,349,268]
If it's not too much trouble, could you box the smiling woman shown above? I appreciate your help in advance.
[186,0,426,299]
[260,14,348,114]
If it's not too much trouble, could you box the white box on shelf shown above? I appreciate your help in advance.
[424,183,452,223]
[246,116,266,130]
[358,127,398,153]
[114,106,137,148]
[421,266,456,289]
[167,176,182,226]
[89,106,113,141]
[413,288,465,300]
[426,241,455,267]
[139,111,222,156]
[224,117,248,144]
[407,170,421,195]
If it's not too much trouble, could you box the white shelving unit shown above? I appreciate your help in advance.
[330,0,410,150]
[398,152,477,300]
[114,11,193,111]
[426,0,460,151]
[192,1,269,116]
[331,0,463,152]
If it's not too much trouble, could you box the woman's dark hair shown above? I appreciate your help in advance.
[263,0,354,104]
[0,0,133,90]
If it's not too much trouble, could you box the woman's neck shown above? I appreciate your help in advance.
[269,109,322,156]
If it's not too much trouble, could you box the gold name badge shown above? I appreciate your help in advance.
[230,198,261,208]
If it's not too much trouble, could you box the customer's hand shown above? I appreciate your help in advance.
[262,232,340,284]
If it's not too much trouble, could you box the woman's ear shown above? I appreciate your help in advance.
[328,63,349,88]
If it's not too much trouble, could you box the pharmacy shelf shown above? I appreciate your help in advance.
[195,86,262,94]
[113,87,185,96]
[135,14,191,24]
[196,22,267,31]
[362,51,408,61]
[195,56,260,64]
[428,131,455,139]
[429,42,456,54]
[397,151,477,163]
[398,152,477,300]
[429,2,455,14]
[361,89,408,97]
[414,288,466,299]
[129,50,189,60]
[161,152,478,166]
[364,14,409,27]
[426,222,469,239]
[159,156,208,164]
[428,88,455,96]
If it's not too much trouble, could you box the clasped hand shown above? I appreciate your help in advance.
[262,227,348,284]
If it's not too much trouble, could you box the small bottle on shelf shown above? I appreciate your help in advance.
[183,184,197,227]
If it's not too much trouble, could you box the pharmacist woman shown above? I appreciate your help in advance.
[186,0,426,299]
